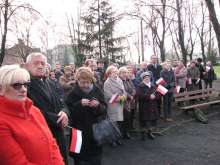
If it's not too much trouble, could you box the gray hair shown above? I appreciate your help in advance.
[26,52,47,63]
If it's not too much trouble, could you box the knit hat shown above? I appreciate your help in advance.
[140,71,151,80]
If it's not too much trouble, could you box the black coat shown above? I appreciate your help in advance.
[27,77,68,163]
[148,64,163,81]
[137,83,160,121]
[65,83,107,161]
[160,69,175,91]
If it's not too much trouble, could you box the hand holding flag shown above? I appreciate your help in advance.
[156,85,168,95]
[156,78,166,86]
[68,126,82,154]
[109,94,119,104]
[175,85,181,94]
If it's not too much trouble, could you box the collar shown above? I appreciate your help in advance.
[143,82,151,88]
[0,96,33,119]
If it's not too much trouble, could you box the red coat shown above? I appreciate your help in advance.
[0,96,64,165]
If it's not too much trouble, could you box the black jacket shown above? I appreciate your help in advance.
[148,64,163,81]
[27,77,68,164]
[137,83,160,121]
[65,83,107,160]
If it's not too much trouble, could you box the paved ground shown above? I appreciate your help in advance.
[69,81,220,165]
[102,81,220,165]
[103,107,220,165]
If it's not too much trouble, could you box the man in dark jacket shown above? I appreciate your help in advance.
[147,55,163,116]
[196,58,205,89]
[147,55,162,81]
[25,52,69,164]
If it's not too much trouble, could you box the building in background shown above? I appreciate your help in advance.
[47,44,74,69]
[3,39,40,65]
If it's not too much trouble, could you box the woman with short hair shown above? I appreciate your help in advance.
[104,65,127,146]
[65,67,107,165]
[0,64,64,165]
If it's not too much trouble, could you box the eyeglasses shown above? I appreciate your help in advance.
[10,82,30,90]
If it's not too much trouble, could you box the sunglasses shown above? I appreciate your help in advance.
[10,82,31,90]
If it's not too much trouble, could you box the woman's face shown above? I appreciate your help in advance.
[119,70,128,80]
[77,78,92,91]
[2,81,29,101]
[50,72,56,80]
[110,69,119,79]
[64,69,72,76]
[127,70,133,80]
[143,76,150,83]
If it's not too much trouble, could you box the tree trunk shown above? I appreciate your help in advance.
[205,0,220,55]
[140,18,144,62]
[159,42,165,62]
[176,0,188,65]
[0,0,9,65]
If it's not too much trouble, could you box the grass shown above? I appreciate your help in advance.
[214,66,220,79]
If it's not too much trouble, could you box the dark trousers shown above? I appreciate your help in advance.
[198,80,203,89]
[74,155,102,165]
[205,81,213,88]
[129,108,136,129]
[157,98,162,116]
[117,121,129,137]
[163,92,173,119]
[140,120,157,130]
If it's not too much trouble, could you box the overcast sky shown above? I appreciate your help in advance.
[6,0,220,63]
[22,0,143,62]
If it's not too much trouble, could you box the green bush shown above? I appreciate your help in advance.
[214,66,220,79]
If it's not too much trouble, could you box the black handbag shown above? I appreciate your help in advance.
[92,116,122,146]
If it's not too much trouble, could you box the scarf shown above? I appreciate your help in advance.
[108,77,125,95]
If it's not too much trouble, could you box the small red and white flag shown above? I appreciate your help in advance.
[206,66,211,72]
[109,94,118,104]
[70,128,82,154]
[156,78,166,86]
[188,78,192,85]
[156,85,168,95]
[175,86,181,94]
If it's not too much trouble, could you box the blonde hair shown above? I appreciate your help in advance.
[75,67,94,81]
[0,65,30,89]
[105,65,118,78]
[118,66,128,77]
[64,66,72,72]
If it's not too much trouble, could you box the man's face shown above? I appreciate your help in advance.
[98,62,104,69]
[55,64,61,70]
[89,62,97,71]
[151,55,158,64]
[27,55,47,77]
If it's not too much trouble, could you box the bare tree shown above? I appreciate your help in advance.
[205,0,220,55]
[0,0,39,65]
[175,0,187,64]
[194,1,210,64]
[11,9,40,61]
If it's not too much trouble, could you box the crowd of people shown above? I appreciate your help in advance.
[0,52,216,165]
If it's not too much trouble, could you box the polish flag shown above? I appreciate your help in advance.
[206,66,211,72]
[188,78,192,85]
[156,78,166,85]
[70,128,82,154]
[109,94,118,104]
[156,85,168,95]
[175,86,181,94]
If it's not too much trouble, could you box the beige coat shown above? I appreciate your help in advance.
[104,77,126,122]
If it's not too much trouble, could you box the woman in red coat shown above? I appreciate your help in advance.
[0,64,64,165]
